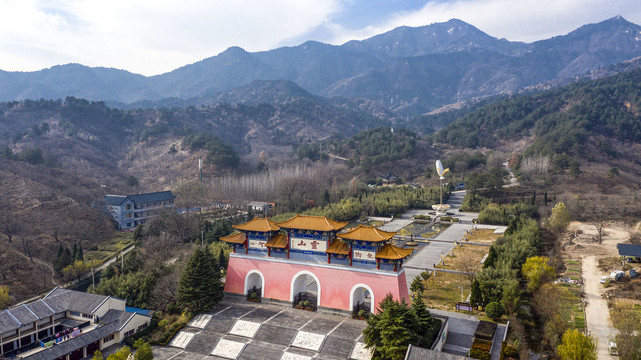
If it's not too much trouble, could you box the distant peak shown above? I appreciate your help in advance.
[446,18,468,25]
[601,15,634,25]
[219,46,248,56]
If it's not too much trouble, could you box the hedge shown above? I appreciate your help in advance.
[470,348,491,360]
[156,322,187,346]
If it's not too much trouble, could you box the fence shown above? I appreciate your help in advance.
[292,292,318,311]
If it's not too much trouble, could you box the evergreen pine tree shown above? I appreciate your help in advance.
[470,279,483,307]
[544,192,548,206]
[54,247,73,274]
[531,190,536,205]
[484,246,498,269]
[77,244,83,261]
[411,295,441,348]
[177,247,223,313]
[72,243,78,261]
[218,248,226,270]
[56,244,64,258]
[363,294,417,360]
[506,216,519,235]
[323,189,331,204]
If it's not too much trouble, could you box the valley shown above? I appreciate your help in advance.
[1,13,641,360]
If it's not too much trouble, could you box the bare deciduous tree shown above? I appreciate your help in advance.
[149,268,180,311]
[520,155,550,179]
[458,244,481,286]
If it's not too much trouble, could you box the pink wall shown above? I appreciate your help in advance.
[225,255,409,312]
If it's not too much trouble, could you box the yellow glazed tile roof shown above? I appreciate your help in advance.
[276,214,348,232]
[265,234,288,249]
[233,217,280,232]
[220,232,246,244]
[337,225,396,243]
[375,244,414,260]
[325,240,351,255]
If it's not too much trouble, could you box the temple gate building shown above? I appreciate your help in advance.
[222,215,413,314]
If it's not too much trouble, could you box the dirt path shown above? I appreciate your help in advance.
[582,256,615,360]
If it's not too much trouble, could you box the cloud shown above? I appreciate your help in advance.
[325,0,641,45]
[0,0,639,76]
[0,0,342,75]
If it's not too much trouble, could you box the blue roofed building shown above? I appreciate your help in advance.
[104,191,174,230]
[618,243,641,261]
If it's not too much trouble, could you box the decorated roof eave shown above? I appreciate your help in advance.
[375,244,414,260]
[276,214,348,232]
[337,225,396,243]
[233,217,280,233]
[220,232,246,244]
[265,234,288,249]
[325,240,351,255]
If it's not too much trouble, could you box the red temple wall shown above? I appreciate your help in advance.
[224,254,409,312]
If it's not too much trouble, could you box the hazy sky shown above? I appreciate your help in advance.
[1,0,640,76]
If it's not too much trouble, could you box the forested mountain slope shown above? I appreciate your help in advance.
[433,67,641,161]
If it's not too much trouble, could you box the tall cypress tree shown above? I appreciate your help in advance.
[177,247,223,313]
[218,248,226,270]
[470,279,483,307]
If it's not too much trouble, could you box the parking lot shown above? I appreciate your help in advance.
[152,299,370,360]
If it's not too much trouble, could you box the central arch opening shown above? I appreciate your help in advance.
[350,284,374,316]
[291,271,320,311]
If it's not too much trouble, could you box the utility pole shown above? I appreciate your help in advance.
[91,260,95,291]
[199,158,203,244]
[199,157,203,206]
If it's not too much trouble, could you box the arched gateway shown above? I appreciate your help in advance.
[222,215,413,313]
[290,271,320,310]
[244,270,264,298]
[350,283,374,314]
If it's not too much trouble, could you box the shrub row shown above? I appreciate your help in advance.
[155,322,187,346]
[470,348,491,360]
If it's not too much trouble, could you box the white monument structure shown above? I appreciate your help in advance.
[432,160,451,216]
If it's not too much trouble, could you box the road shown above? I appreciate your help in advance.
[503,162,519,187]
[582,256,616,360]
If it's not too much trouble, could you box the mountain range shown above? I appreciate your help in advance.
[1,16,640,115]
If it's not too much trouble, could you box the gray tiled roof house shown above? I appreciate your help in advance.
[0,287,151,360]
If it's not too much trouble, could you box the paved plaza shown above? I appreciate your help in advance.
[152,300,371,360]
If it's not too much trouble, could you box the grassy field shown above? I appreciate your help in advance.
[610,298,641,327]
[424,272,471,311]
[436,244,488,274]
[345,219,384,229]
[397,222,432,236]
[465,229,501,244]
[555,259,585,331]
[84,232,134,264]
[420,223,451,238]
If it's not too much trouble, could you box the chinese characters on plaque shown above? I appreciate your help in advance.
[290,237,327,252]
